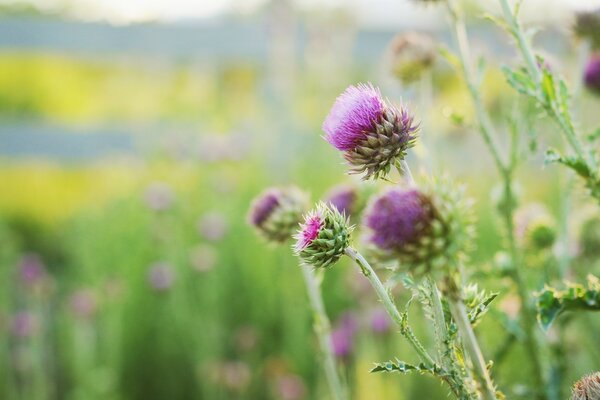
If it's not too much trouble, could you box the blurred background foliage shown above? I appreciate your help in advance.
[0,0,599,399]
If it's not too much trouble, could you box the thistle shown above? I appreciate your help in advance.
[322,83,419,180]
[324,184,364,219]
[388,32,436,84]
[363,178,473,273]
[294,203,352,269]
[514,204,556,251]
[574,8,600,49]
[571,372,600,400]
[584,54,600,95]
[248,186,309,243]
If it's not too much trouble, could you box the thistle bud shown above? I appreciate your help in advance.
[293,203,352,269]
[514,204,556,251]
[572,372,600,400]
[322,83,418,180]
[388,32,436,84]
[363,178,473,273]
[248,187,309,243]
[584,54,600,95]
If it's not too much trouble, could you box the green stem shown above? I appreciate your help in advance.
[344,247,435,366]
[447,298,497,400]
[398,160,416,186]
[300,264,346,400]
[427,277,448,365]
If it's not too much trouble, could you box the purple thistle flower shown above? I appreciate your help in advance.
[370,307,392,334]
[322,83,418,180]
[324,185,357,217]
[584,54,600,94]
[323,83,385,151]
[330,327,353,358]
[249,189,281,227]
[148,262,175,292]
[294,212,323,252]
[364,188,434,251]
[70,289,97,319]
[11,312,37,338]
[19,253,45,285]
[276,374,306,400]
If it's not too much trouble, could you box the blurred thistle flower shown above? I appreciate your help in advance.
[514,204,556,251]
[574,9,600,49]
[584,54,600,95]
[234,325,259,352]
[388,32,437,84]
[293,203,352,269]
[330,311,358,358]
[219,361,252,393]
[322,83,418,180]
[571,372,600,400]
[11,312,38,338]
[70,289,98,319]
[148,262,175,292]
[369,307,392,334]
[579,214,600,258]
[275,374,306,400]
[248,186,309,243]
[143,182,174,212]
[198,212,228,241]
[188,244,218,272]
[18,253,46,286]
[324,184,360,218]
[363,178,474,273]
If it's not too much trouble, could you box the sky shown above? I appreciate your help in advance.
[2,0,600,26]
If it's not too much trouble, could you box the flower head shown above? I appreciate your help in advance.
[363,178,474,273]
[11,312,38,338]
[572,372,600,400]
[70,289,98,319]
[19,253,45,286]
[584,54,600,95]
[324,184,360,217]
[148,262,175,292]
[389,32,436,83]
[370,307,392,334]
[294,203,352,268]
[323,83,418,180]
[248,186,309,243]
[514,204,556,251]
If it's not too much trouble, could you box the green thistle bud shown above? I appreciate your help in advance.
[294,203,353,269]
[248,186,309,243]
[514,204,556,251]
[572,372,600,400]
[363,176,474,274]
[388,32,436,84]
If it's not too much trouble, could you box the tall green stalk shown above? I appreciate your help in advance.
[300,264,346,400]
[445,1,546,397]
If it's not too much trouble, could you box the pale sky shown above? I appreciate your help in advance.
[2,0,600,26]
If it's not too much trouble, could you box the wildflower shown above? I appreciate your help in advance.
[370,307,392,334]
[388,32,436,84]
[248,186,309,243]
[324,184,359,217]
[330,311,358,358]
[70,289,97,319]
[276,374,306,400]
[198,212,228,241]
[514,204,556,251]
[584,54,600,95]
[363,178,473,273]
[18,253,45,286]
[294,203,352,269]
[322,83,418,180]
[11,312,37,338]
[143,182,174,212]
[219,361,251,393]
[148,262,175,292]
[572,372,600,400]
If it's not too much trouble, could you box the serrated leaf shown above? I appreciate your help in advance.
[536,275,600,330]
[544,148,592,179]
[371,358,444,377]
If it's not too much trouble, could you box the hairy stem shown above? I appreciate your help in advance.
[447,297,497,400]
[300,264,346,400]
[344,247,435,366]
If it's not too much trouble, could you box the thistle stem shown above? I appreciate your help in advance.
[447,297,497,400]
[344,247,435,366]
[398,160,416,186]
[300,264,346,400]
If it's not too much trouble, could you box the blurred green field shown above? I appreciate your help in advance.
[0,11,599,400]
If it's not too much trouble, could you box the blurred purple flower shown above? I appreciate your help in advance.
[249,189,281,228]
[364,188,433,251]
[323,83,385,151]
[189,244,218,273]
[330,327,353,358]
[70,289,98,319]
[324,185,357,217]
[276,374,306,400]
[148,262,175,292]
[584,54,600,94]
[198,212,228,241]
[144,182,175,212]
[11,312,37,338]
[19,253,45,286]
[370,307,392,334]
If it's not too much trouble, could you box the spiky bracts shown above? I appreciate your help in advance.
[294,203,353,269]
[323,83,418,180]
[248,186,309,243]
[572,372,600,400]
[363,178,474,274]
